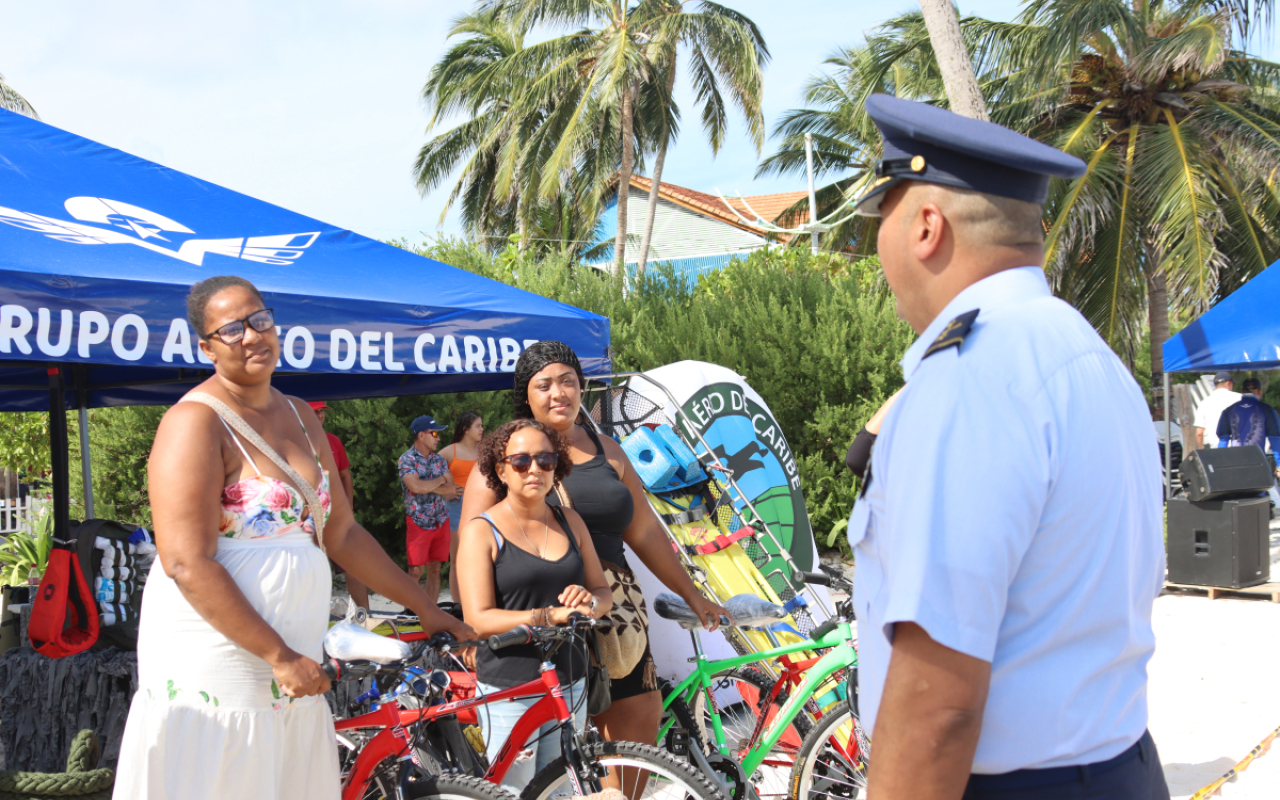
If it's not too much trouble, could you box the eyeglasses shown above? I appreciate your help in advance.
[427,430,440,439]
[207,308,275,344]
[501,452,559,473]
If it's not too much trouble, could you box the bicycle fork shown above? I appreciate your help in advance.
[685,630,761,800]
[542,660,604,796]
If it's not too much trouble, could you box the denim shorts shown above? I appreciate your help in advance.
[474,677,588,792]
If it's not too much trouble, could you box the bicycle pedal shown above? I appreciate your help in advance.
[666,726,691,756]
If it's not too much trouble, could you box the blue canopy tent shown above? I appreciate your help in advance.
[1163,258,1280,373]
[0,108,610,536]
[1159,257,1280,494]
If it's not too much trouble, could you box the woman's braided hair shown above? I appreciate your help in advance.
[512,341,586,420]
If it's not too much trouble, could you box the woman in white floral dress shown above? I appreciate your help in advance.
[114,276,474,800]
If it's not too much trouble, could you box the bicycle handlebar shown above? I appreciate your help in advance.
[488,616,616,651]
[795,570,832,587]
[488,624,534,651]
[811,618,840,641]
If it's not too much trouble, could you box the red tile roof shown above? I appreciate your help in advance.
[626,176,810,236]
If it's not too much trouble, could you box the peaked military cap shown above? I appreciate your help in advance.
[855,95,1087,216]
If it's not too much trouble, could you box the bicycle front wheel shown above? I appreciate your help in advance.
[522,739,725,800]
[693,666,812,798]
[406,772,519,800]
[787,707,869,800]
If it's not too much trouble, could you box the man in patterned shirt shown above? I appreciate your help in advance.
[398,415,457,601]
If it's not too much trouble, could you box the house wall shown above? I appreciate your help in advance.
[594,186,766,264]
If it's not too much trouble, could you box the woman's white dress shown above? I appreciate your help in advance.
[113,407,339,800]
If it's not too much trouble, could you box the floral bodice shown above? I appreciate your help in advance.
[218,473,332,540]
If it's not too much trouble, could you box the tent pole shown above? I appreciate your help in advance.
[1163,372,1172,500]
[78,397,93,520]
[47,366,70,542]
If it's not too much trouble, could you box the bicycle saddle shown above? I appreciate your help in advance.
[653,592,787,630]
[324,620,413,665]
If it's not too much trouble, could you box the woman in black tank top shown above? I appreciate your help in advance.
[455,419,612,791]
[458,341,730,794]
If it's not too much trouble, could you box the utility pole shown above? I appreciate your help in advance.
[804,133,820,255]
[919,0,989,121]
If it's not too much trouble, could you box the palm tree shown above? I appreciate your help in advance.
[487,0,767,276]
[918,0,989,120]
[760,0,1280,389]
[630,1,769,275]
[414,9,534,247]
[0,72,38,119]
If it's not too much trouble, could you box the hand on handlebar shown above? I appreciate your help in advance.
[558,584,594,611]
[271,650,332,698]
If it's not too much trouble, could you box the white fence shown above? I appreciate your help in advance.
[0,470,41,537]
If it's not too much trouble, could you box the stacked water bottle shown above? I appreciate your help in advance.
[93,527,156,626]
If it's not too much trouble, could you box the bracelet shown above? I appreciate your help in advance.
[530,608,538,627]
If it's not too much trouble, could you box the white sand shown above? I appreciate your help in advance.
[1150,525,1280,798]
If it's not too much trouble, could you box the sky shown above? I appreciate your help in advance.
[2,1,1277,245]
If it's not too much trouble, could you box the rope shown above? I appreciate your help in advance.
[1189,722,1280,799]
[0,730,114,798]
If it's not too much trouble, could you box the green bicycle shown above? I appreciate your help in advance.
[652,574,868,800]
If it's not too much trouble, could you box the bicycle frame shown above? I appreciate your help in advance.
[336,658,588,799]
[659,620,856,778]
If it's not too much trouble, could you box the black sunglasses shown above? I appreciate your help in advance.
[501,452,559,473]
[207,308,275,344]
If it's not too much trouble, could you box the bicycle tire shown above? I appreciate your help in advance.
[786,706,869,800]
[405,772,519,800]
[521,739,725,800]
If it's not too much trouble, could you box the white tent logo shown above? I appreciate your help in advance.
[0,197,320,266]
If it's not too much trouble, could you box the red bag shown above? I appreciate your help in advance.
[28,546,99,658]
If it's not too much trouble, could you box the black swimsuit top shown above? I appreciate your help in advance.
[548,425,635,569]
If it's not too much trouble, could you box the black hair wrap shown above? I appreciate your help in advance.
[513,341,585,419]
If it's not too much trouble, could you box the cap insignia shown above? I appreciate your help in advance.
[910,155,926,173]
[923,309,980,359]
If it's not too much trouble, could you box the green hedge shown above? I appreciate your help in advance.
[1,242,914,558]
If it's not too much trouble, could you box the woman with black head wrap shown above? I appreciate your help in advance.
[459,341,729,796]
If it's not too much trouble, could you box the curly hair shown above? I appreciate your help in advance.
[188,276,266,340]
[477,419,573,500]
[513,341,586,420]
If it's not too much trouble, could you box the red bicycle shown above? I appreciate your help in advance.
[327,616,724,800]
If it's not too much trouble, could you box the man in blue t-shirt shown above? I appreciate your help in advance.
[1216,378,1280,464]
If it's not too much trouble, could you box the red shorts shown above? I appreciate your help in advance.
[406,517,450,566]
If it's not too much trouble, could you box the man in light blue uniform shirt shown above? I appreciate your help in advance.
[847,95,1169,800]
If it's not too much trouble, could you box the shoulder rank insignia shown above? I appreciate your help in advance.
[923,308,980,359]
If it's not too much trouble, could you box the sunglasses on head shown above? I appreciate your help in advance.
[501,452,558,473]
[207,308,275,344]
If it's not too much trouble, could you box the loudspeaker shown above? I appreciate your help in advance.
[1179,446,1274,501]
[1167,496,1270,589]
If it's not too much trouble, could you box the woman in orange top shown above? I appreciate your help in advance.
[441,411,482,600]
